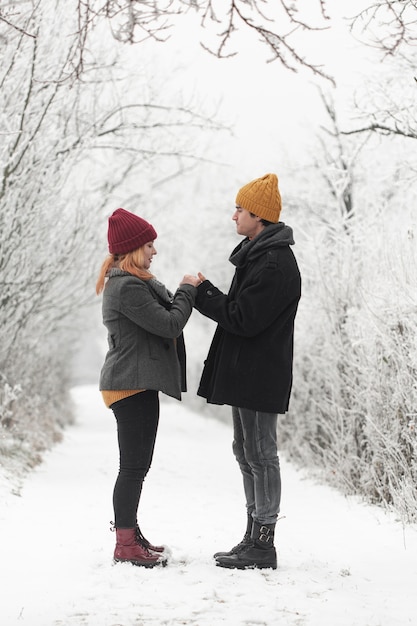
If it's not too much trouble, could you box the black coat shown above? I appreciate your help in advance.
[195,223,301,414]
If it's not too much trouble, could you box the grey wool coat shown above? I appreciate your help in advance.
[99,269,196,400]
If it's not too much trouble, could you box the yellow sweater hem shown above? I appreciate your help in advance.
[101,389,145,408]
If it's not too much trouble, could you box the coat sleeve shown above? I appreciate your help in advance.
[120,278,196,338]
[195,255,300,338]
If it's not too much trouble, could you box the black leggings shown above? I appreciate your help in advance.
[110,391,160,528]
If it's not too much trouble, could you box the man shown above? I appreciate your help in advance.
[195,173,301,570]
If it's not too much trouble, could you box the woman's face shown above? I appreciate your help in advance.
[143,241,157,269]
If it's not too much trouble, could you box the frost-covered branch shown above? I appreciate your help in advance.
[198,0,334,83]
[73,0,334,82]
[350,0,417,56]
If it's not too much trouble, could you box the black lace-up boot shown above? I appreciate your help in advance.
[215,521,277,570]
[213,513,253,559]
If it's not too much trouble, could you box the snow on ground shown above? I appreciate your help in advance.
[1,385,417,626]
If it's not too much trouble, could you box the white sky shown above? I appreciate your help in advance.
[131,1,381,179]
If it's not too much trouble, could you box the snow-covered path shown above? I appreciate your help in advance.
[1,385,416,626]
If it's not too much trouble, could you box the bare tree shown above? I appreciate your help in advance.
[342,69,417,141]
[0,0,227,483]
[350,0,417,56]
[338,1,417,141]
[57,0,335,83]
[314,91,369,221]
[276,0,417,518]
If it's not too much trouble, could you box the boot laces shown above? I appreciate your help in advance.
[110,521,153,555]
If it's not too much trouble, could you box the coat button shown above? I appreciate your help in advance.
[207,289,213,296]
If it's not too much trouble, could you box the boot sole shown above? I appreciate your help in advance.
[215,559,277,570]
[114,557,167,568]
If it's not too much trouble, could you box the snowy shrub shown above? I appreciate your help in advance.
[0,2,227,486]
[284,166,417,522]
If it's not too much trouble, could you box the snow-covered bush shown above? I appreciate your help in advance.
[284,139,417,521]
[0,1,222,486]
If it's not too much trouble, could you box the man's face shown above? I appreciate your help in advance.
[232,205,263,239]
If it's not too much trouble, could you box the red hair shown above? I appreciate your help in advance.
[96,247,154,295]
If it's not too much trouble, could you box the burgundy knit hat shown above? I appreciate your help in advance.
[107,208,157,254]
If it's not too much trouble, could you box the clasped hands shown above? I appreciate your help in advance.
[180,272,206,288]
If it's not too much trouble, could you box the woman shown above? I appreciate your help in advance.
[96,207,200,567]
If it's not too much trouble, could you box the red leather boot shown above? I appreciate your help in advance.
[136,524,166,554]
[114,528,167,567]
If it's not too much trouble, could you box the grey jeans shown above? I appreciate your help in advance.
[232,406,281,525]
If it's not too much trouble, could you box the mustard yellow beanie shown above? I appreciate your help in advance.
[236,173,282,223]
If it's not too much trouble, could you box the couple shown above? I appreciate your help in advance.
[96,173,301,571]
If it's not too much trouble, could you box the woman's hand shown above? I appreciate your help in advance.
[180,273,207,287]
[180,274,201,287]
